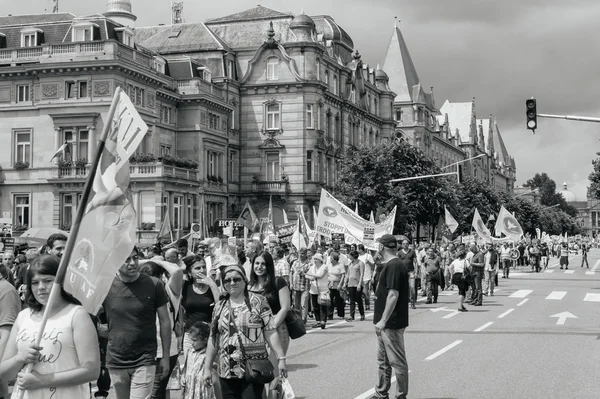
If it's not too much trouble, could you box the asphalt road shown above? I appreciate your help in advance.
[106,250,600,399]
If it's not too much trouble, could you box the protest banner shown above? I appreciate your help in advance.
[275,222,296,244]
[332,233,345,245]
[314,189,395,250]
[363,226,375,246]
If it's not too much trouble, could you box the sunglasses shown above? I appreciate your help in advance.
[223,277,243,285]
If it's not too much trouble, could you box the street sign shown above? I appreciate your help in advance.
[550,311,577,325]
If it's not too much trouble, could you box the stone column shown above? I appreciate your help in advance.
[54,127,61,166]
[87,125,96,165]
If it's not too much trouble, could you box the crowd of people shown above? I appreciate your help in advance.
[0,230,591,399]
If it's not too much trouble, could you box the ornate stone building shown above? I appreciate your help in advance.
[0,3,396,238]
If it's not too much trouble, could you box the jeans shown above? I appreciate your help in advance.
[362,279,372,308]
[310,293,328,324]
[582,255,589,267]
[328,288,345,318]
[96,336,111,397]
[109,365,156,399]
[483,270,496,294]
[293,289,310,322]
[444,266,452,288]
[152,355,178,399]
[502,259,511,277]
[408,271,416,304]
[220,377,264,399]
[425,274,438,302]
[471,267,484,304]
[348,286,365,318]
[374,327,408,399]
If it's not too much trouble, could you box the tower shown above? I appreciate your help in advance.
[105,0,137,28]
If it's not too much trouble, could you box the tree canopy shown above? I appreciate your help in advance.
[524,172,577,217]
[588,152,600,200]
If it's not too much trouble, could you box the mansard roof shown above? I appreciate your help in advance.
[136,22,231,54]
[205,5,293,24]
[0,12,76,26]
[311,15,354,51]
[382,26,420,103]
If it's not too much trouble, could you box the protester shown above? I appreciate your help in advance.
[306,253,330,329]
[0,255,100,398]
[423,248,441,304]
[181,321,215,399]
[248,251,291,399]
[468,244,484,306]
[482,242,498,296]
[102,247,171,399]
[177,238,194,259]
[397,240,417,309]
[243,240,263,280]
[500,243,511,278]
[449,250,470,312]
[0,261,21,399]
[273,247,290,285]
[202,264,287,399]
[139,258,184,399]
[289,248,310,323]
[45,233,67,258]
[326,252,346,320]
[371,234,409,399]
[345,250,365,321]
[357,244,375,311]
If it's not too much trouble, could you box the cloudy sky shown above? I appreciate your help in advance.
[6,0,600,199]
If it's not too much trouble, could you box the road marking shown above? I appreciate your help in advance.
[442,310,460,319]
[498,308,514,318]
[564,270,575,274]
[544,269,554,273]
[591,259,600,272]
[509,289,533,298]
[425,340,462,361]
[583,293,600,302]
[474,322,493,332]
[353,371,412,399]
[550,311,577,325]
[306,312,374,334]
[585,271,595,275]
[517,299,529,306]
[546,291,567,300]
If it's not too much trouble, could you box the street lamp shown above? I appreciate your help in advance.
[441,153,486,170]
[541,204,560,210]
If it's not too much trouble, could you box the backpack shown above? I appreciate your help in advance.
[167,290,186,338]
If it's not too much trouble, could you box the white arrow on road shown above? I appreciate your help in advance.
[550,311,578,325]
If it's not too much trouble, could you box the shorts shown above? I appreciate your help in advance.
[560,257,569,266]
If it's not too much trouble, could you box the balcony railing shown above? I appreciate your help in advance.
[56,166,91,178]
[176,78,224,99]
[251,180,288,192]
[129,162,198,181]
[0,40,158,72]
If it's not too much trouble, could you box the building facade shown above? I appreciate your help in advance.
[0,2,397,240]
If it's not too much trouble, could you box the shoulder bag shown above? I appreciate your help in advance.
[228,300,275,385]
[285,308,306,340]
[461,260,473,282]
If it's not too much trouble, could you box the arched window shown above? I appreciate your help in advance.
[267,57,279,80]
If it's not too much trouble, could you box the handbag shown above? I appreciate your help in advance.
[317,290,331,307]
[285,308,306,340]
[461,262,472,282]
[228,301,275,385]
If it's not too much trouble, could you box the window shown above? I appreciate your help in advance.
[326,113,332,139]
[135,87,144,107]
[315,152,321,182]
[153,58,166,74]
[14,194,30,227]
[187,197,193,226]
[325,70,329,85]
[350,87,356,103]
[161,105,172,124]
[333,75,338,95]
[227,60,235,79]
[63,129,89,162]
[266,103,281,130]
[62,194,73,229]
[209,113,220,130]
[202,69,212,82]
[66,81,88,99]
[73,27,93,42]
[16,85,30,103]
[160,144,171,156]
[22,33,36,47]
[267,58,279,80]
[173,196,182,229]
[265,152,280,181]
[14,129,31,165]
[368,94,372,112]
[327,157,333,186]
[229,150,238,182]
[207,151,222,179]
[79,81,88,98]
[306,104,314,129]
[395,109,403,122]
[306,151,313,181]
[374,98,378,116]
[324,157,330,186]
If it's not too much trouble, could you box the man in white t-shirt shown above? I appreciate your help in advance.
[358,244,375,310]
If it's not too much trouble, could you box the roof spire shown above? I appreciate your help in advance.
[382,17,420,103]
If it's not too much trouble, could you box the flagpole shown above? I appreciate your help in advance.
[16,87,123,399]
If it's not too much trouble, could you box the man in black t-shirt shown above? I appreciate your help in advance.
[397,239,417,309]
[372,234,409,399]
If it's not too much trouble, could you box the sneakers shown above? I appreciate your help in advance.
[321,323,326,330]
[360,315,365,321]
[411,303,416,309]
[312,322,321,328]
[458,307,468,312]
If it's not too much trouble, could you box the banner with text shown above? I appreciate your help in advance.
[315,189,396,250]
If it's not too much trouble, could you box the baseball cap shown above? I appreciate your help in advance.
[378,234,397,248]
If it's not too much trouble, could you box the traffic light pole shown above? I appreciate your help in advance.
[537,113,600,123]
[389,171,458,183]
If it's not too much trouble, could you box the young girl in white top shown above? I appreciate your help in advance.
[181,321,215,399]
[0,255,100,399]
[449,251,470,312]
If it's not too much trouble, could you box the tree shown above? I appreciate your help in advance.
[449,177,502,235]
[524,173,577,217]
[588,152,600,200]
[333,140,456,237]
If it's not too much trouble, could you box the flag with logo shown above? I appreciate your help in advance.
[291,207,311,250]
[472,208,492,242]
[369,211,375,223]
[444,206,459,233]
[495,206,524,242]
[236,201,259,231]
[63,88,148,315]
[436,215,452,242]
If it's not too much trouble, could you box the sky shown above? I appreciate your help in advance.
[4,0,600,200]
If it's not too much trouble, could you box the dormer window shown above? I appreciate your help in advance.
[115,27,135,47]
[266,57,279,81]
[0,33,6,49]
[198,67,212,82]
[153,57,166,74]
[20,28,43,47]
[72,22,98,42]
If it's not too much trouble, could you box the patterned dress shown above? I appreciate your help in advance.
[211,293,275,379]
[181,348,216,399]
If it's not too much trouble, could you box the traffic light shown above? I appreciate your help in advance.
[526,98,537,132]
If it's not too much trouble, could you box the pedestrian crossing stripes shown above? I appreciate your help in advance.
[509,290,533,298]
[546,291,567,300]
[544,270,554,273]
[583,293,600,302]
[564,270,575,274]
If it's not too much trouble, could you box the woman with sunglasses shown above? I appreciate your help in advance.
[203,264,287,399]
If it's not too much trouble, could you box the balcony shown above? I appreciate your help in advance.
[129,162,199,181]
[0,40,157,72]
[176,78,224,100]
[251,180,289,194]
[56,166,91,179]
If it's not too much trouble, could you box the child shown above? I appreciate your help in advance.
[181,321,216,399]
